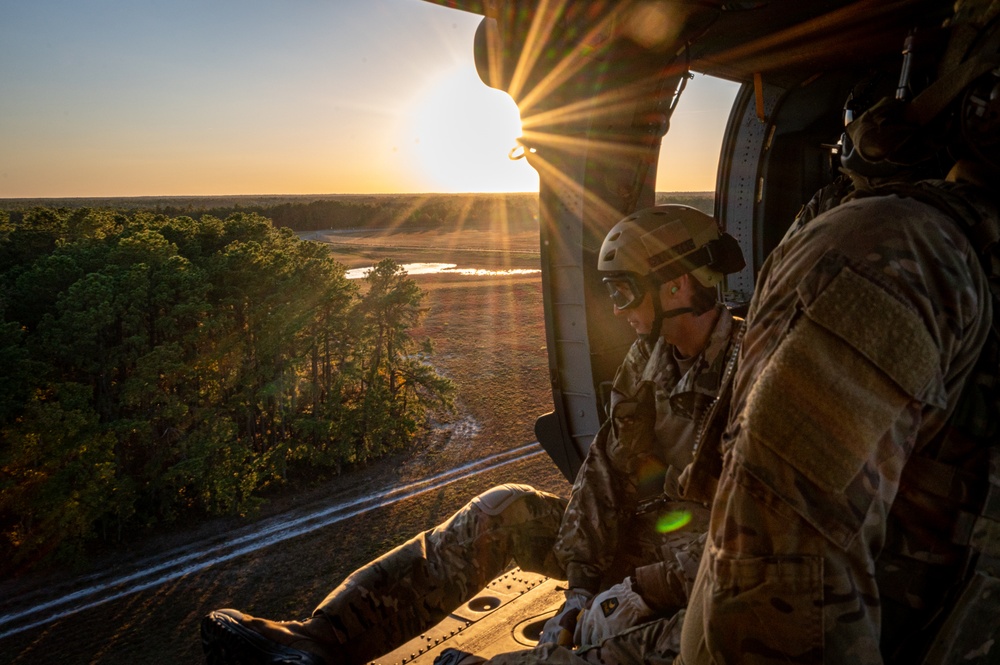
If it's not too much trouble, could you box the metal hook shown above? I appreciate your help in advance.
[508,139,536,161]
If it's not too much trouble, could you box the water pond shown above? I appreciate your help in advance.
[345,262,540,280]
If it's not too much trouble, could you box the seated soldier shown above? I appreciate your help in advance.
[200,204,746,665]
[679,8,1000,660]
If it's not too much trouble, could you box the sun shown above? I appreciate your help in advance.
[401,65,539,193]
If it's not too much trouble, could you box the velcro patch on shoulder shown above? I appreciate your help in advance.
[803,266,938,399]
[742,317,910,494]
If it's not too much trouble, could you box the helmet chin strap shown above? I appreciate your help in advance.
[659,279,694,323]
[641,286,667,343]
[641,305,693,345]
[643,283,694,342]
[641,279,697,343]
[661,306,695,319]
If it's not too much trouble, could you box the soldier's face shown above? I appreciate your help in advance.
[614,290,655,335]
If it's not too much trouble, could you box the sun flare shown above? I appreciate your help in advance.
[401,66,539,193]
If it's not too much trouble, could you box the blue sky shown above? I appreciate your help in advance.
[0,0,739,197]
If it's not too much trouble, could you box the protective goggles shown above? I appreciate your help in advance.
[602,275,646,310]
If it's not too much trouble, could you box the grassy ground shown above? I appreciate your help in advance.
[0,233,571,665]
[316,226,541,270]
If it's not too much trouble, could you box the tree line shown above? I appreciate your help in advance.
[0,208,453,574]
[181,193,542,234]
[2,193,543,235]
[0,191,714,239]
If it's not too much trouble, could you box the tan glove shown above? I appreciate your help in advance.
[538,588,592,646]
[573,577,653,647]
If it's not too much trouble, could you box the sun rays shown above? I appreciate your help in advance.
[381,1,749,241]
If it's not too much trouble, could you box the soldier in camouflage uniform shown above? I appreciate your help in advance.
[200,204,746,665]
[676,7,1000,662]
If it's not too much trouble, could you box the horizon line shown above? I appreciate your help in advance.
[0,190,715,203]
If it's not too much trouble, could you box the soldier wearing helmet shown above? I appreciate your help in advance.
[678,6,1000,664]
[598,204,743,345]
[200,205,745,665]
[544,204,745,654]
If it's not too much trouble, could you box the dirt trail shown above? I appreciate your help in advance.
[0,255,572,665]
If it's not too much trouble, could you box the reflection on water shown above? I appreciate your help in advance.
[345,262,540,280]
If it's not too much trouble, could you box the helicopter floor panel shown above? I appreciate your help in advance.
[371,569,562,665]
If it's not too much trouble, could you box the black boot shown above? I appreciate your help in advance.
[201,608,343,665]
[433,648,487,665]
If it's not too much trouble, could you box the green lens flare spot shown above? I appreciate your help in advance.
[656,510,692,533]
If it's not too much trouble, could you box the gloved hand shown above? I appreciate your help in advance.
[573,577,653,647]
[538,588,592,646]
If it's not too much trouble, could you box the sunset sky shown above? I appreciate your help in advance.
[0,0,740,199]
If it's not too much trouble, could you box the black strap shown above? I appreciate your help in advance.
[661,307,695,319]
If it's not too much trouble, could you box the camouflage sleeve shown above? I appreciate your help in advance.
[680,196,991,664]
[552,342,653,592]
[782,174,854,243]
[632,532,705,614]
[551,419,639,593]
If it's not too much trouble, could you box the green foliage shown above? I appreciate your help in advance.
[355,260,454,458]
[0,208,453,573]
[0,382,123,568]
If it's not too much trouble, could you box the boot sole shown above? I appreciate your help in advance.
[201,611,326,665]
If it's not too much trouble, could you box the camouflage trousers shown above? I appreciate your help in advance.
[311,483,703,665]
[313,483,568,664]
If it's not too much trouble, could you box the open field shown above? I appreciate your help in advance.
[0,228,571,665]
[306,226,541,270]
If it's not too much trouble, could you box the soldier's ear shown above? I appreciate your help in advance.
[674,272,695,293]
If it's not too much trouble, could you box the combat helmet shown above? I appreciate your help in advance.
[598,204,744,334]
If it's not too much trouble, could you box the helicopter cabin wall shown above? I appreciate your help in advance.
[717,62,906,296]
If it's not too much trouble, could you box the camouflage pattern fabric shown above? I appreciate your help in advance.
[554,305,737,603]
[309,306,740,664]
[850,180,1000,663]
[315,484,567,664]
[678,189,997,664]
[782,168,937,244]
[783,173,856,241]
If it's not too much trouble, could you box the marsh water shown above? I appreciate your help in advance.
[345,262,541,279]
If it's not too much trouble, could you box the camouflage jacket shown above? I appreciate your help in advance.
[679,183,998,665]
[553,304,740,598]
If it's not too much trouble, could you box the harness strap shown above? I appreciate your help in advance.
[677,319,746,505]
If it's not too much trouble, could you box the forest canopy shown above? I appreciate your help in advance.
[0,208,453,574]
[0,191,714,235]
[1,193,544,235]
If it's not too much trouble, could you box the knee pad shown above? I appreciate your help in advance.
[471,484,537,516]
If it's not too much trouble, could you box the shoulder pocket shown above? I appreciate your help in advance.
[737,263,941,547]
